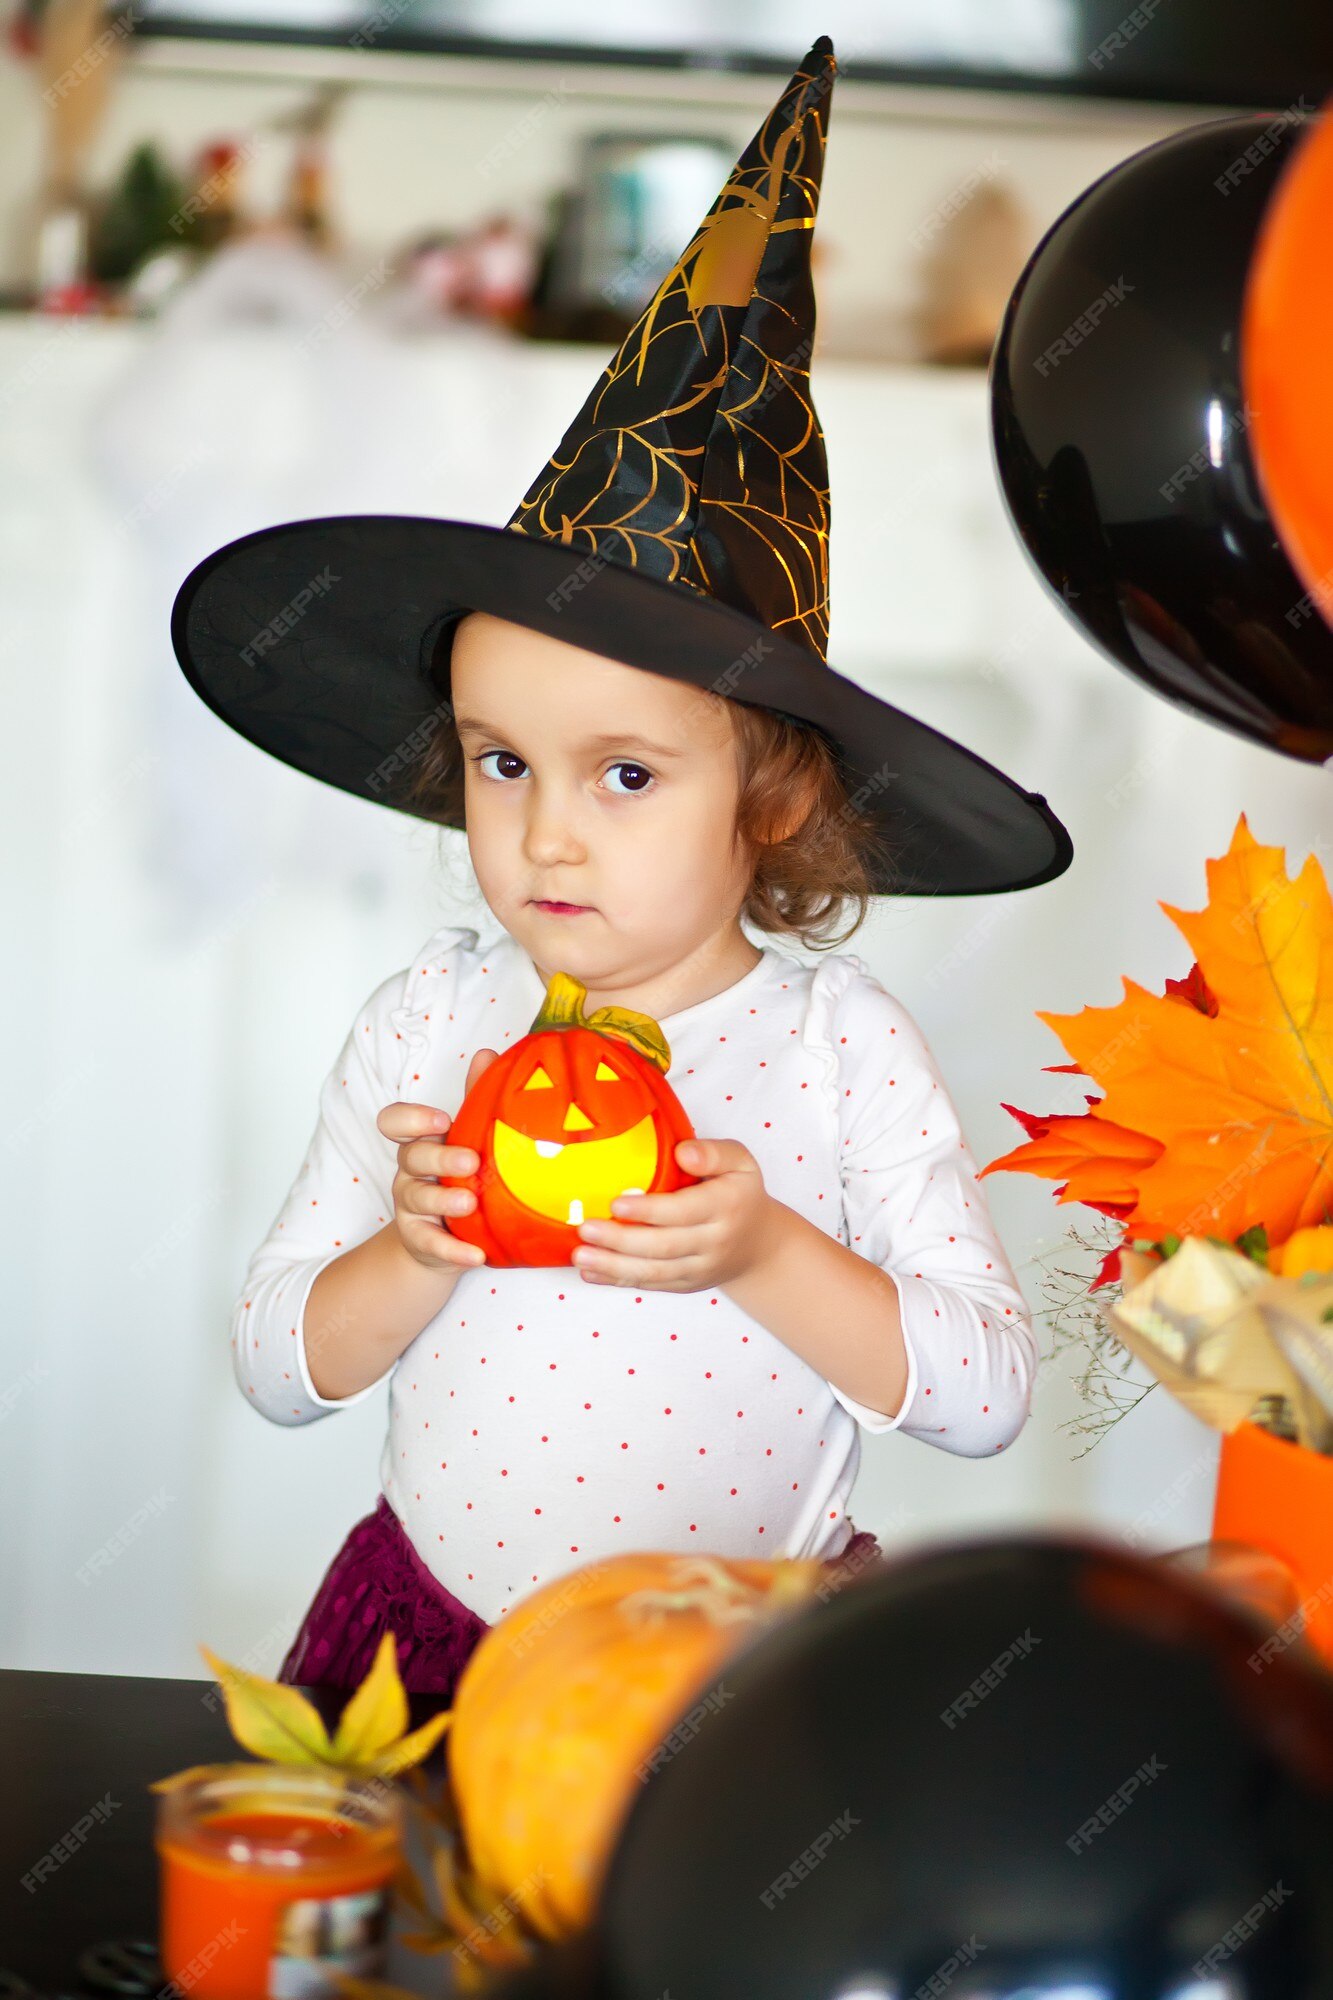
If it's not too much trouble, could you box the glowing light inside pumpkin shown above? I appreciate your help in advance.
[491,1110,660,1223]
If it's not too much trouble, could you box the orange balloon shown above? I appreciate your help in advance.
[1243,100,1333,634]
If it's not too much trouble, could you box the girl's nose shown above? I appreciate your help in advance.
[522,795,584,864]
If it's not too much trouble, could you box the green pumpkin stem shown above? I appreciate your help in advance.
[531,971,671,1075]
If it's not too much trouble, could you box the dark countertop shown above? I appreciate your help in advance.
[0,1667,451,1995]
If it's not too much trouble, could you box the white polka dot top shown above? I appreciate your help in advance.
[233,923,1037,1624]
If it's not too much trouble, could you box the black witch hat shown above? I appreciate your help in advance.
[171,36,1072,896]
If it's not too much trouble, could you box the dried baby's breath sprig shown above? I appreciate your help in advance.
[1031,1214,1158,1456]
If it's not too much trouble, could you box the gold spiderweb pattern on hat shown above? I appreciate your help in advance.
[503,40,835,662]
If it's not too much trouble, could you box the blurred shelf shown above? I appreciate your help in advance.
[117,38,1238,131]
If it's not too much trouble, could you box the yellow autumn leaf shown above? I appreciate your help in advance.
[329,1631,409,1765]
[365,1707,453,1777]
[197,1635,451,1779]
[198,1643,335,1764]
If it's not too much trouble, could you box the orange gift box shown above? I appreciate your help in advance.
[1212,1419,1333,1665]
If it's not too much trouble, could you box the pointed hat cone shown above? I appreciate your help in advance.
[169,35,1073,896]
[505,35,834,657]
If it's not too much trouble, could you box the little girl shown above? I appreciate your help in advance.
[172,35,1071,1697]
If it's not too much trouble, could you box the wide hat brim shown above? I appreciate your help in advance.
[171,513,1073,898]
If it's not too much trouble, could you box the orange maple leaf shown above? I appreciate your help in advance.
[980,813,1333,1262]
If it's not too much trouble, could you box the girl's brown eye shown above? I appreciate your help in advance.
[477,750,526,780]
[604,763,653,795]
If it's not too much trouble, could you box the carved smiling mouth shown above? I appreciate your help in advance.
[492,1115,659,1224]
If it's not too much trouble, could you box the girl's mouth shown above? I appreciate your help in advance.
[533,900,592,914]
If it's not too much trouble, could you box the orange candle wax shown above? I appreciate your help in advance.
[155,1763,403,1998]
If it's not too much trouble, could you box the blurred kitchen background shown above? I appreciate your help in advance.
[4,2,1332,1678]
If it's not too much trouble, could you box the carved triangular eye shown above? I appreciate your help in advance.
[594,1059,620,1081]
[523,1065,554,1090]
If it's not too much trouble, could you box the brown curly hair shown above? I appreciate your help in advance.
[398,636,900,951]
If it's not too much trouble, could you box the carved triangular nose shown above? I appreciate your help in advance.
[562,1102,596,1132]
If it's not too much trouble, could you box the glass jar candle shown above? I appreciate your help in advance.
[155,1761,404,1998]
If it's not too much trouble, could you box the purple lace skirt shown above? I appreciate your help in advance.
[278,1495,883,1699]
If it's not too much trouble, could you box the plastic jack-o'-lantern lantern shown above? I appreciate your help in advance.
[438,969,700,1267]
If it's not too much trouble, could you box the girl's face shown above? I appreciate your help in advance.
[449,610,755,991]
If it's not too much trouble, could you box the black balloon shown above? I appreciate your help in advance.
[578,1537,1333,2000]
[991,113,1333,765]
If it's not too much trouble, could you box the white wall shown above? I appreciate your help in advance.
[2,51,1309,1680]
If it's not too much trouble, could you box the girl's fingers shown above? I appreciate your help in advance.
[607,1183,715,1228]
[397,1203,486,1262]
[378,1100,453,1142]
[399,1137,480,1179]
[404,1179,477,1219]
[465,1048,500,1088]
[577,1250,703,1289]
[577,1221,704,1263]
[405,1227,486,1270]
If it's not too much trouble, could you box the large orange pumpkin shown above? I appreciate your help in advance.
[446,1550,828,1939]
[439,968,699,1267]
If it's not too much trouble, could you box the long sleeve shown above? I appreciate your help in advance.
[806,956,1038,1455]
[231,962,415,1427]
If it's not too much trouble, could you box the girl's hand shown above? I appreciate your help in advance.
[572,1138,781,1293]
[376,1048,498,1272]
